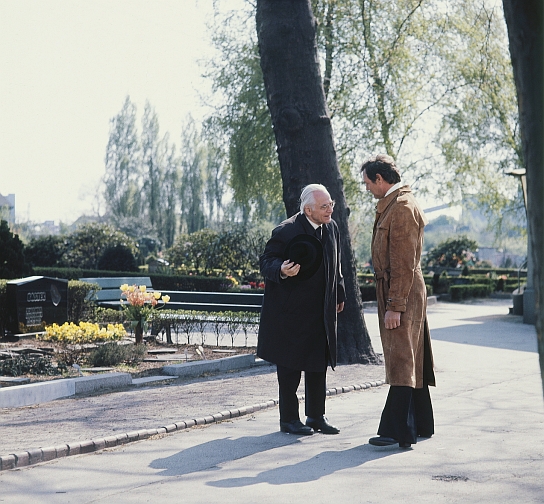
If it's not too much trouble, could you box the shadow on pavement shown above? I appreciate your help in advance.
[429,314,537,353]
[207,444,396,487]
[149,433,396,481]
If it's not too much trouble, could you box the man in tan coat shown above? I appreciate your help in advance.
[361,154,435,449]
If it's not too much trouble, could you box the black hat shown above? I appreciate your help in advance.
[283,233,323,281]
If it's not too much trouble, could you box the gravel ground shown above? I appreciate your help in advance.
[0,361,385,456]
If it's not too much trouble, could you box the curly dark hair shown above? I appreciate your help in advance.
[360,154,401,184]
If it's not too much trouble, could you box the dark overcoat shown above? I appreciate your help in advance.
[372,185,435,388]
[257,212,345,372]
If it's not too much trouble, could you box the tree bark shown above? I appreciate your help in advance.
[502,0,544,395]
[256,0,379,364]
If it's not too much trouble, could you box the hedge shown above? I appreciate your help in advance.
[33,267,230,292]
[449,284,494,301]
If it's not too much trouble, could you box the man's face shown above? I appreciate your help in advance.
[363,170,387,199]
[305,190,334,225]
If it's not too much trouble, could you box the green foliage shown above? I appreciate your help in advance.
[204,8,284,221]
[0,354,67,377]
[94,307,125,324]
[24,235,65,267]
[104,96,142,220]
[449,284,493,301]
[0,279,7,335]
[87,342,146,367]
[166,223,271,279]
[68,280,100,323]
[0,220,31,279]
[61,223,137,270]
[425,236,479,268]
[97,244,139,272]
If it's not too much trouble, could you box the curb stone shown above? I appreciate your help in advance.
[0,379,385,471]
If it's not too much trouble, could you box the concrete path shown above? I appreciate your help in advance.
[1,299,543,503]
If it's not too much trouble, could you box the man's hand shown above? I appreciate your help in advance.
[337,302,344,313]
[280,259,300,278]
[384,310,401,330]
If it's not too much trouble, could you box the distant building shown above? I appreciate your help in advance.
[0,193,15,224]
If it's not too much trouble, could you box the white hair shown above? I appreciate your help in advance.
[299,184,330,213]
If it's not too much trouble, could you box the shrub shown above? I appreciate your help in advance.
[449,284,493,301]
[0,220,31,279]
[94,307,126,324]
[0,279,6,336]
[68,280,100,323]
[60,223,137,270]
[87,342,146,367]
[98,244,139,272]
[0,354,67,377]
[24,235,65,267]
[425,236,478,269]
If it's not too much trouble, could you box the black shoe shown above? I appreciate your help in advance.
[306,416,340,434]
[369,436,412,448]
[369,436,398,446]
[280,419,314,435]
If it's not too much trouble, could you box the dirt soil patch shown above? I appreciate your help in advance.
[0,336,257,386]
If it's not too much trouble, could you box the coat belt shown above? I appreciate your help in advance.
[374,269,390,282]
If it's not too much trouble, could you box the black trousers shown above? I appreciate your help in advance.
[377,384,434,445]
[276,365,326,422]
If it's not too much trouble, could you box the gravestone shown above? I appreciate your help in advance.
[5,276,68,334]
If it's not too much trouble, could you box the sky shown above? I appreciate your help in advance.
[0,0,245,224]
[0,0,460,226]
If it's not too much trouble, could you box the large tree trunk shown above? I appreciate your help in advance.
[256,0,379,364]
[502,0,544,396]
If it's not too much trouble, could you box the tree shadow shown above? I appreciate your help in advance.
[430,314,537,353]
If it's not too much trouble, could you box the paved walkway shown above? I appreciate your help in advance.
[1,299,543,503]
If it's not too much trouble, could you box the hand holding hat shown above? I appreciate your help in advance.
[283,233,324,281]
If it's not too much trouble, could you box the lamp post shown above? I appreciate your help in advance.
[506,168,534,324]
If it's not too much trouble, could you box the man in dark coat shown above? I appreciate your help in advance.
[257,184,346,435]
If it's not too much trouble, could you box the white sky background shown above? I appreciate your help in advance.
[0,0,246,224]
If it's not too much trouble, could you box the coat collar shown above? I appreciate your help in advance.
[376,184,411,214]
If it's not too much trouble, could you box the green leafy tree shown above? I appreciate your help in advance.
[61,223,137,270]
[425,236,479,269]
[179,117,207,234]
[161,139,180,248]
[141,101,164,236]
[0,220,30,279]
[97,244,139,272]
[104,96,142,220]
[437,2,524,233]
[204,6,286,222]
[166,224,271,278]
[24,235,65,267]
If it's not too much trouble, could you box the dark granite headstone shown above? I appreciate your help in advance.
[5,276,68,334]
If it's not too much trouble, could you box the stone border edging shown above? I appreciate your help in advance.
[0,379,385,471]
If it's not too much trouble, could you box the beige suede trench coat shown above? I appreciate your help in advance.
[371,185,435,389]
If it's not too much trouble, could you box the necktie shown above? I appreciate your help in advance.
[316,226,322,241]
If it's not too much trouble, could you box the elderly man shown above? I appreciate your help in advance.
[257,184,345,435]
[361,154,435,449]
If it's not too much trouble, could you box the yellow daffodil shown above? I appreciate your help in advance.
[161,295,170,303]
